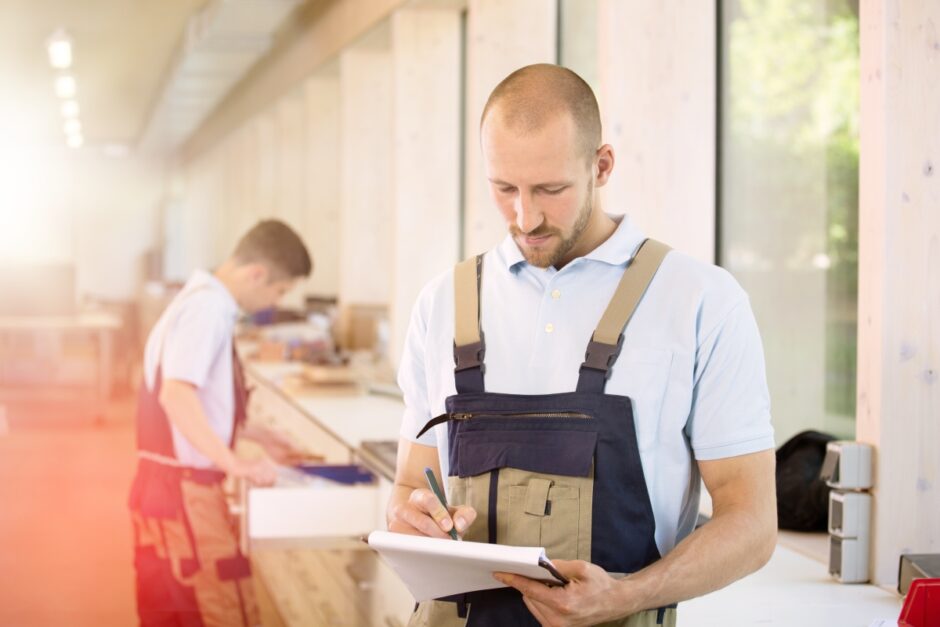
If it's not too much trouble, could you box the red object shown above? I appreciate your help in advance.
[899,578,940,627]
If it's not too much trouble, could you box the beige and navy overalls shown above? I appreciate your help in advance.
[411,239,678,627]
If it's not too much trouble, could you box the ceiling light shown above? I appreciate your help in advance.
[61,100,79,118]
[54,75,76,98]
[66,134,83,148]
[64,119,82,135]
[47,30,73,69]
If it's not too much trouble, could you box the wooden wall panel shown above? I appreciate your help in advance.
[302,73,342,299]
[338,44,394,305]
[462,0,557,257]
[856,0,940,587]
[390,7,462,365]
[596,0,716,263]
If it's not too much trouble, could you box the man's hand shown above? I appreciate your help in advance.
[228,457,278,487]
[241,424,317,465]
[387,439,478,539]
[388,487,477,539]
[494,560,631,627]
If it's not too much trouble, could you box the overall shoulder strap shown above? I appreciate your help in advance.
[453,254,485,394]
[576,239,672,393]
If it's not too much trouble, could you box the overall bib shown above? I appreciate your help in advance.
[128,288,257,626]
[410,239,678,627]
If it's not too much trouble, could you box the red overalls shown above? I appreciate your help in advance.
[128,324,257,626]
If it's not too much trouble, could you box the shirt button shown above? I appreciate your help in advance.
[551,289,561,300]
[545,323,554,333]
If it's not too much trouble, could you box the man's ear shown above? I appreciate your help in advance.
[242,262,269,285]
[594,144,615,188]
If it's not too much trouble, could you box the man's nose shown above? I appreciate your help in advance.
[514,192,543,233]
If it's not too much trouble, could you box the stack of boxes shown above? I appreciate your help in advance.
[820,441,874,583]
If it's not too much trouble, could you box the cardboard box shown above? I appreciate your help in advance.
[335,304,387,352]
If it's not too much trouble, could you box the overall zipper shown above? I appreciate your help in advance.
[451,411,591,420]
[417,410,591,438]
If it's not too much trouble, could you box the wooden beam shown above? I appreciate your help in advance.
[180,0,409,165]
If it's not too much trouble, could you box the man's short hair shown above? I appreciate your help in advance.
[480,64,602,161]
[232,220,312,280]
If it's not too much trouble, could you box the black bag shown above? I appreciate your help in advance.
[775,430,836,531]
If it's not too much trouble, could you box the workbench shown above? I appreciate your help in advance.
[240,355,412,626]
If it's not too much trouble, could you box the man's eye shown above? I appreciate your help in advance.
[499,186,516,194]
[542,187,565,195]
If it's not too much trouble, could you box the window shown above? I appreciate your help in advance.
[558,0,598,92]
[719,0,860,440]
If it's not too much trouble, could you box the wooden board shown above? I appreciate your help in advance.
[252,545,413,627]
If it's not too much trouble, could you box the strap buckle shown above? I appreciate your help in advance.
[580,334,625,380]
[453,332,486,374]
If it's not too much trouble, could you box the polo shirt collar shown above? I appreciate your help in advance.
[496,213,647,272]
[188,269,240,320]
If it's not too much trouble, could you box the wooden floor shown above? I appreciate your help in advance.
[0,396,138,626]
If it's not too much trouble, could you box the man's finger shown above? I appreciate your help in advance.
[399,499,450,538]
[387,518,424,536]
[551,559,588,580]
[450,505,477,533]
[410,489,453,531]
[493,572,557,605]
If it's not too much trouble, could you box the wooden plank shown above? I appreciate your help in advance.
[856,0,940,587]
[252,546,412,626]
[253,561,289,627]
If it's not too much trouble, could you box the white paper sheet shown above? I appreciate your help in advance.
[367,530,561,602]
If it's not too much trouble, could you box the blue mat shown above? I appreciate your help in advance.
[294,464,375,485]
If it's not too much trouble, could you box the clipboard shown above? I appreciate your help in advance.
[366,530,568,601]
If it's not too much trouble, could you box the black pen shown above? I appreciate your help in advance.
[424,466,459,540]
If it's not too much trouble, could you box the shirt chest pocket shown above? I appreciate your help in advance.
[611,347,674,451]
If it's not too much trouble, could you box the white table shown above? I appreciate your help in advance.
[682,543,902,626]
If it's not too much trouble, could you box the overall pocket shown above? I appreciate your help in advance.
[504,472,589,560]
[450,425,596,562]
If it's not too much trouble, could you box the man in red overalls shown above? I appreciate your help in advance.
[129,220,312,626]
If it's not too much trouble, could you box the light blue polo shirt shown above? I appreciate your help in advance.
[397,214,775,556]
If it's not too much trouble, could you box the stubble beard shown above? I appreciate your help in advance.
[512,182,594,269]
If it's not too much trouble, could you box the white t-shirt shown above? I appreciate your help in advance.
[143,270,240,469]
[397,215,775,556]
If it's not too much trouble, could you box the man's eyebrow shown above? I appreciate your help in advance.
[488,178,573,187]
